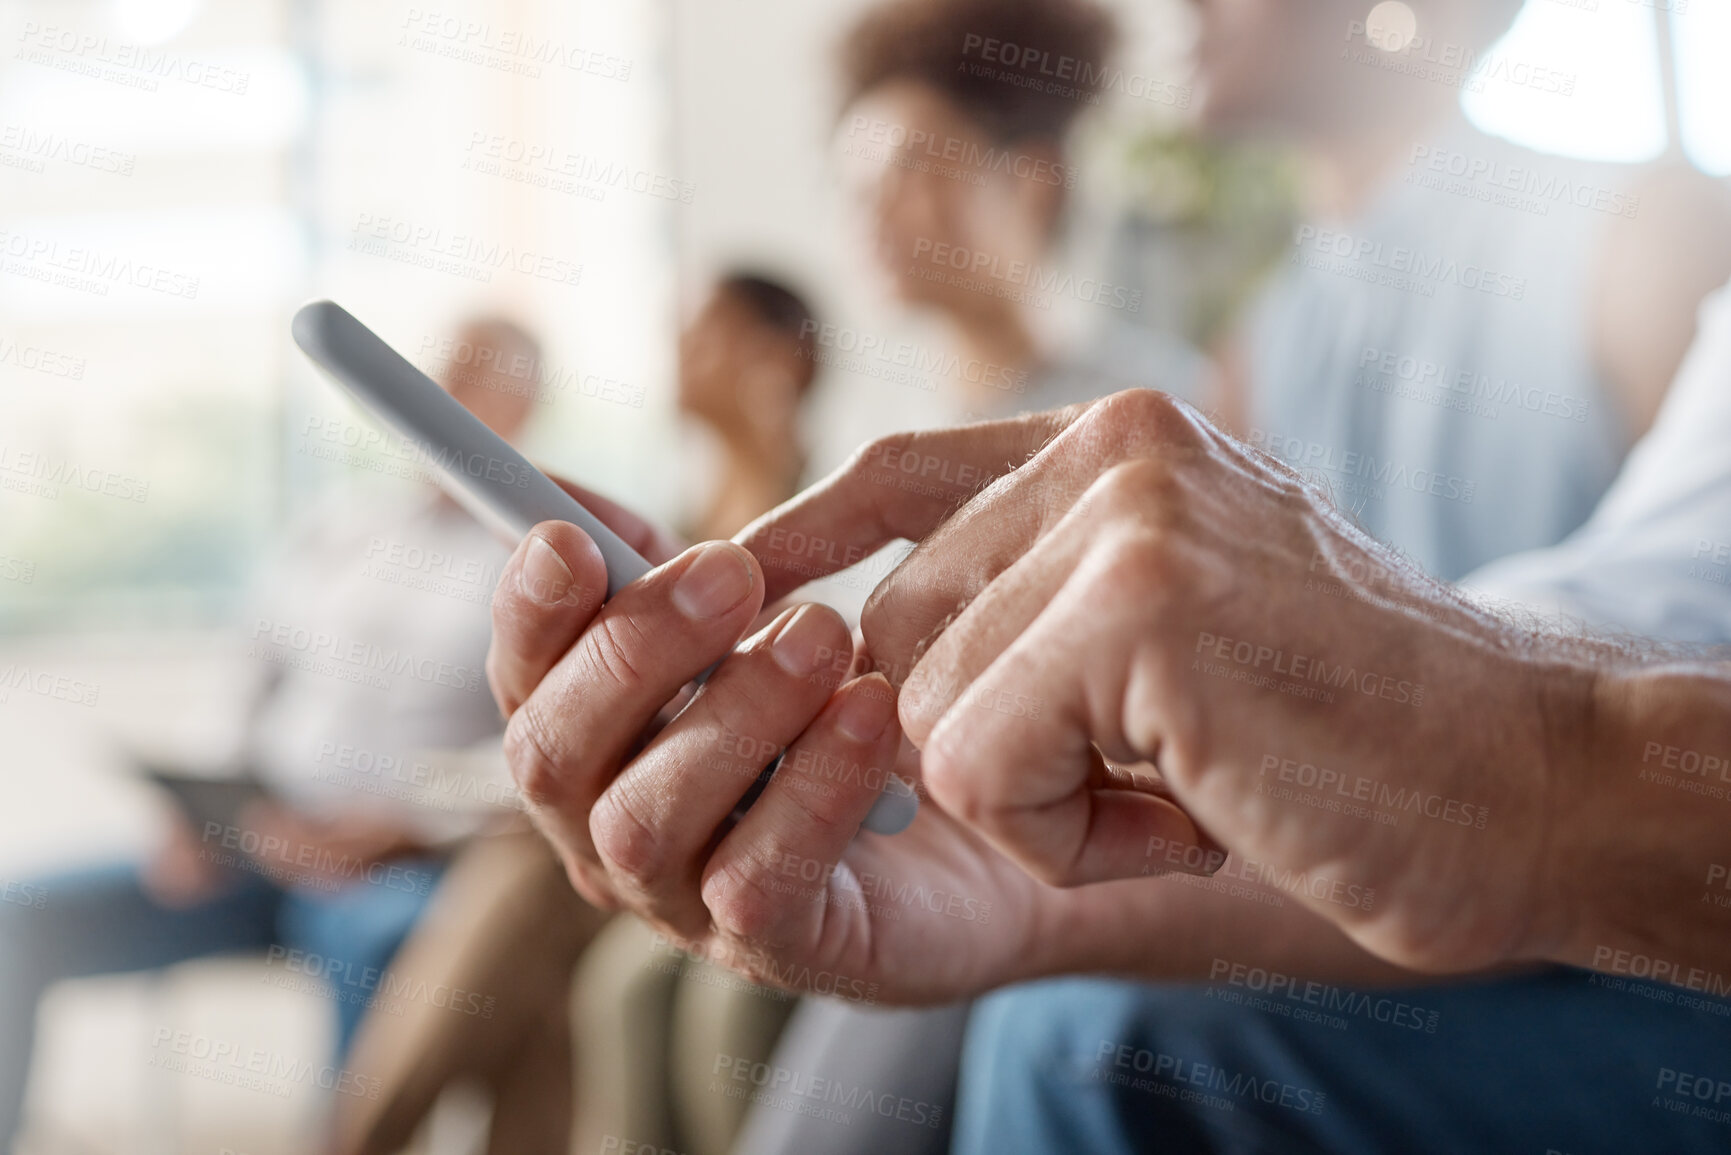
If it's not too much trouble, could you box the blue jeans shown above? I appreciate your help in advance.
[954,971,1731,1154]
[0,858,442,1146]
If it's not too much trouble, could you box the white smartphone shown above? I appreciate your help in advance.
[291,299,917,835]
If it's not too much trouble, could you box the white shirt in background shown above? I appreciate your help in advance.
[1467,281,1731,646]
[242,489,519,842]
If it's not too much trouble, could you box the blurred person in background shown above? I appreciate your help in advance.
[834,0,1209,424]
[1189,0,1731,578]
[0,316,549,1153]
[677,272,822,541]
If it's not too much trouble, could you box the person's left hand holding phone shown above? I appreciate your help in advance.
[487,475,1213,1003]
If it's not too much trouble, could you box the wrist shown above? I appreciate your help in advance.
[1537,663,1731,977]
[1017,882,1122,986]
[1519,655,1606,967]
[1019,878,1191,985]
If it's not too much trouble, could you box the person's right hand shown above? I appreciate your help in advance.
[484,477,1221,1004]
[738,392,1594,977]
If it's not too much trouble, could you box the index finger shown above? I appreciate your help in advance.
[737,409,1078,603]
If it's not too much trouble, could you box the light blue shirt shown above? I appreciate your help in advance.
[1244,119,1632,581]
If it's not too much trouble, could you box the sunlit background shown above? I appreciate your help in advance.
[0,0,1726,1149]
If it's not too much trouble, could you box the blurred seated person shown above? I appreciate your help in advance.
[830,0,1208,432]
[0,315,547,1152]
[677,271,821,540]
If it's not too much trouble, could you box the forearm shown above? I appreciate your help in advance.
[1542,663,1731,990]
[1037,872,1444,991]
[1022,625,1731,993]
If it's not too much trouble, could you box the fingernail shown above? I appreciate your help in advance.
[771,605,832,677]
[520,535,574,606]
[672,543,755,620]
[836,677,897,744]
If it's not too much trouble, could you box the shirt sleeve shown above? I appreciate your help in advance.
[1463,281,1731,646]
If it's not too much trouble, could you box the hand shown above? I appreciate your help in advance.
[739,390,1598,976]
[237,802,430,888]
[485,476,1219,1004]
[143,815,230,908]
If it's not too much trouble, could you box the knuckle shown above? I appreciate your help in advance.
[836,433,908,516]
[559,852,619,911]
[703,703,782,778]
[704,858,790,944]
[589,781,668,886]
[924,731,1078,886]
[861,559,975,690]
[1075,463,1192,578]
[577,612,651,695]
[708,645,846,750]
[778,777,853,843]
[1099,520,1177,580]
[897,667,948,741]
[920,728,989,827]
[1091,388,1194,446]
[503,702,572,809]
[1090,529,1188,624]
[860,583,932,688]
[845,430,912,482]
[858,583,903,669]
[1091,457,1183,520]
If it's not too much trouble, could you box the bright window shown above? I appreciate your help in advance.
[1675,0,1731,175]
[1462,0,1730,172]
[0,0,676,634]
[1462,0,1667,163]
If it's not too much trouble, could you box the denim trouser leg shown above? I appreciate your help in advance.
[954,971,1731,1155]
[276,859,444,1054]
[0,862,283,1147]
[0,856,444,1148]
